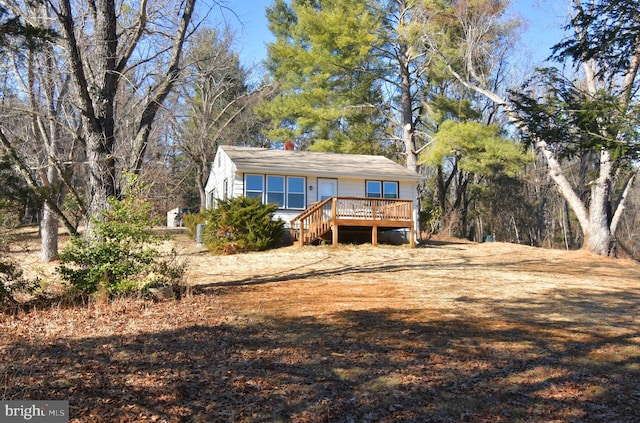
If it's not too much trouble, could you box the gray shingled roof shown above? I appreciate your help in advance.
[220,145,423,180]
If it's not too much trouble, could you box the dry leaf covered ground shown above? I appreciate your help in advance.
[2,234,640,422]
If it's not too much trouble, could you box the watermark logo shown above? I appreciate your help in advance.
[1,401,68,422]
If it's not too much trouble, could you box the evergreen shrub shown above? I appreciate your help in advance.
[0,194,38,310]
[182,212,204,237]
[198,197,285,254]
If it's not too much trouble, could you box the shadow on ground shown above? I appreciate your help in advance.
[3,286,640,422]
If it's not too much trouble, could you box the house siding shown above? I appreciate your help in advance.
[305,177,416,201]
[204,148,238,209]
[334,177,361,198]
[232,173,244,198]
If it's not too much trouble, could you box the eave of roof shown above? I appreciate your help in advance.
[219,145,423,181]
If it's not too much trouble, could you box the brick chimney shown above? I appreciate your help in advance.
[284,141,295,151]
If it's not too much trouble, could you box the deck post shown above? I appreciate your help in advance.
[372,225,378,246]
[299,219,305,247]
[410,223,416,248]
[331,198,338,245]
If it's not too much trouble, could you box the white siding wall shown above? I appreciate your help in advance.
[399,180,420,235]
[336,177,366,198]
[232,173,244,198]
[304,177,366,202]
[204,148,237,209]
[274,210,301,227]
[399,181,417,201]
[304,177,417,203]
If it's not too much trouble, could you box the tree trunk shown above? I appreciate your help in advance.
[40,203,58,262]
[610,173,636,236]
[584,149,614,255]
[86,136,116,237]
[563,201,574,249]
[398,35,418,172]
[59,0,195,237]
[39,49,69,260]
[40,150,60,261]
[57,0,118,238]
[434,165,446,213]
[197,165,207,212]
[449,75,623,255]
[430,0,640,256]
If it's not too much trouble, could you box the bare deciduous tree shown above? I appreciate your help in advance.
[177,27,274,211]
[2,0,198,247]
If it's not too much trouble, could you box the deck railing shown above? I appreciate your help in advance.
[290,196,414,246]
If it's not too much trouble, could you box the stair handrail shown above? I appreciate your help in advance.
[290,197,333,224]
[290,197,334,244]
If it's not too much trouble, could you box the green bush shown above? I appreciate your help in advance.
[0,260,40,311]
[58,177,186,297]
[200,196,285,254]
[0,155,23,248]
[0,199,18,251]
[0,189,37,309]
[182,212,205,238]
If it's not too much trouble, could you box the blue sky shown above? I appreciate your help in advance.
[216,0,567,69]
[215,0,276,66]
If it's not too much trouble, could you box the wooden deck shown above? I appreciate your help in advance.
[289,196,415,247]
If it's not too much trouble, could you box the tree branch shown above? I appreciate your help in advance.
[0,126,77,235]
[610,172,636,237]
[128,0,197,173]
[54,0,100,133]
[115,0,148,74]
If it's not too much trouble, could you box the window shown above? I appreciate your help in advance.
[366,181,382,198]
[245,174,306,209]
[223,178,229,199]
[287,177,305,209]
[245,175,263,200]
[367,180,399,199]
[383,181,399,199]
[208,190,216,209]
[267,176,285,207]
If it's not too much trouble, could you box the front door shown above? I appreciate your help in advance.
[318,178,337,201]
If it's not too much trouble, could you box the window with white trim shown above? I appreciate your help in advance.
[383,181,399,198]
[244,174,306,209]
[287,177,305,209]
[366,180,399,199]
[267,175,285,207]
[366,181,382,198]
[245,175,263,199]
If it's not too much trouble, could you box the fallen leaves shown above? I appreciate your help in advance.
[1,241,639,421]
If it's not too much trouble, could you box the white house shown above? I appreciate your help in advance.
[204,145,423,246]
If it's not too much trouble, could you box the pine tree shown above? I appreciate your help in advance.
[261,0,386,154]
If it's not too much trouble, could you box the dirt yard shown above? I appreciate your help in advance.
[2,235,640,422]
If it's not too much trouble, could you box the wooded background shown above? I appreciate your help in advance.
[1,0,638,260]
